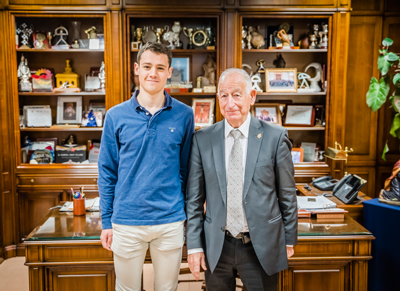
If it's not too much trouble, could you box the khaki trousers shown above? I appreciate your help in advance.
[111,220,185,291]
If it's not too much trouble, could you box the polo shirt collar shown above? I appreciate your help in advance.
[131,90,173,111]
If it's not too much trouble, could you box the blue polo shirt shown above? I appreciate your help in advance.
[98,91,194,229]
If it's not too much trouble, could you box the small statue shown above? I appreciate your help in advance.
[249,26,265,49]
[241,26,247,49]
[381,160,400,204]
[54,26,69,46]
[304,62,323,92]
[99,61,106,91]
[251,75,263,92]
[202,55,217,86]
[273,54,286,68]
[19,58,32,92]
[17,54,26,78]
[246,32,252,50]
[84,26,97,39]
[277,29,291,49]
[65,134,76,146]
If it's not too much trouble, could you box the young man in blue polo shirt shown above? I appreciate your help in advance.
[98,42,194,291]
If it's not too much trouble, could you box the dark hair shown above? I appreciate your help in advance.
[137,42,172,68]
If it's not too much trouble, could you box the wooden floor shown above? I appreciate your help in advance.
[0,257,243,290]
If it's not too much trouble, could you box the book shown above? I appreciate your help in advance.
[297,196,337,210]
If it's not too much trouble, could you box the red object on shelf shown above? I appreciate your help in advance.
[164,88,190,94]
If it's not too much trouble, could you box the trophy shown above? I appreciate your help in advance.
[313,24,320,47]
[321,24,328,49]
[16,23,33,49]
[246,31,252,49]
[192,28,207,48]
[309,34,317,49]
[98,61,105,92]
[183,27,194,49]
[47,32,53,47]
[171,21,183,48]
[155,27,165,44]
[163,26,178,49]
[70,21,81,43]
[130,25,136,42]
[241,26,247,49]
[131,27,142,50]
[142,26,157,43]
[249,26,265,49]
[205,27,214,49]
[19,56,32,92]
[84,26,97,39]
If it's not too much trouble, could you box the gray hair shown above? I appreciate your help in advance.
[218,68,252,94]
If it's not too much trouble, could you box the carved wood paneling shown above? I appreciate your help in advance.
[124,0,222,8]
[346,166,376,198]
[238,0,335,7]
[345,16,381,161]
[385,0,400,14]
[328,12,350,177]
[351,0,384,14]
[377,17,400,164]
[9,0,106,5]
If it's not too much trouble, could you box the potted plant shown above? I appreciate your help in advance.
[366,38,400,160]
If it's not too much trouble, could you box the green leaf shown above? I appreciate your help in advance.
[390,113,400,138]
[366,77,389,111]
[384,52,399,62]
[382,38,394,47]
[378,55,393,75]
[394,73,400,86]
[382,141,389,161]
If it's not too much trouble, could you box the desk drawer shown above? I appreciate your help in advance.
[44,245,112,262]
[294,241,352,257]
[19,176,98,186]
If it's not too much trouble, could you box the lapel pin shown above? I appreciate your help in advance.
[257,133,262,139]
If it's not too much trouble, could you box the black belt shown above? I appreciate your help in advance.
[225,230,251,244]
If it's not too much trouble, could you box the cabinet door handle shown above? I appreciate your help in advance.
[30,179,34,183]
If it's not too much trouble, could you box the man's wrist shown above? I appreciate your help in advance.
[187,248,204,255]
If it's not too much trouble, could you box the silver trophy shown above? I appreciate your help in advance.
[321,24,328,49]
[99,61,105,92]
[19,57,32,92]
[163,26,178,49]
[16,23,33,49]
[241,26,247,49]
[171,21,183,48]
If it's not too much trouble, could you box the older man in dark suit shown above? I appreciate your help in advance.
[185,68,298,290]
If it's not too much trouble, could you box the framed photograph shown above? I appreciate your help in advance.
[284,105,315,127]
[251,103,282,125]
[170,57,190,83]
[265,68,297,93]
[291,148,304,163]
[300,142,317,162]
[192,98,215,127]
[57,96,82,124]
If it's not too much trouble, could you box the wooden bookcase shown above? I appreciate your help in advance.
[238,13,333,180]
[123,11,223,122]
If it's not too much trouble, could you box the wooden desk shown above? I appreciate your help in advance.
[297,185,371,224]
[25,209,373,291]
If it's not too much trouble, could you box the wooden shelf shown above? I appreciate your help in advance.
[242,49,327,53]
[19,92,105,96]
[257,92,326,96]
[285,127,325,131]
[170,92,216,96]
[131,49,216,53]
[16,49,104,52]
[20,126,103,132]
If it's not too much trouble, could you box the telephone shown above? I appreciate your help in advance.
[332,174,367,204]
[312,176,339,191]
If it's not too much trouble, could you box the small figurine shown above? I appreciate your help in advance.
[273,54,286,68]
[251,75,263,92]
[277,29,291,49]
[99,61,106,91]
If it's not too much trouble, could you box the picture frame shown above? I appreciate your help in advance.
[251,103,282,125]
[192,98,215,127]
[57,96,82,124]
[284,105,315,127]
[291,148,304,163]
[170,57,190,83]
[265,68,297,93]
[300,142,317,162]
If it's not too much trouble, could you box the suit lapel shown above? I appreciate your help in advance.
[243,116,263,200]
[212,122,227,206]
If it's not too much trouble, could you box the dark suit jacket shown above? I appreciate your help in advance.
[185,116,298,275]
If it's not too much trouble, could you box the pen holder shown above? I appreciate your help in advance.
[73,198,86,216]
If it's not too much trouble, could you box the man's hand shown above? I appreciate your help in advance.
[286,246,294,258]
[100,229,113,251]
[188,252,207,281]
